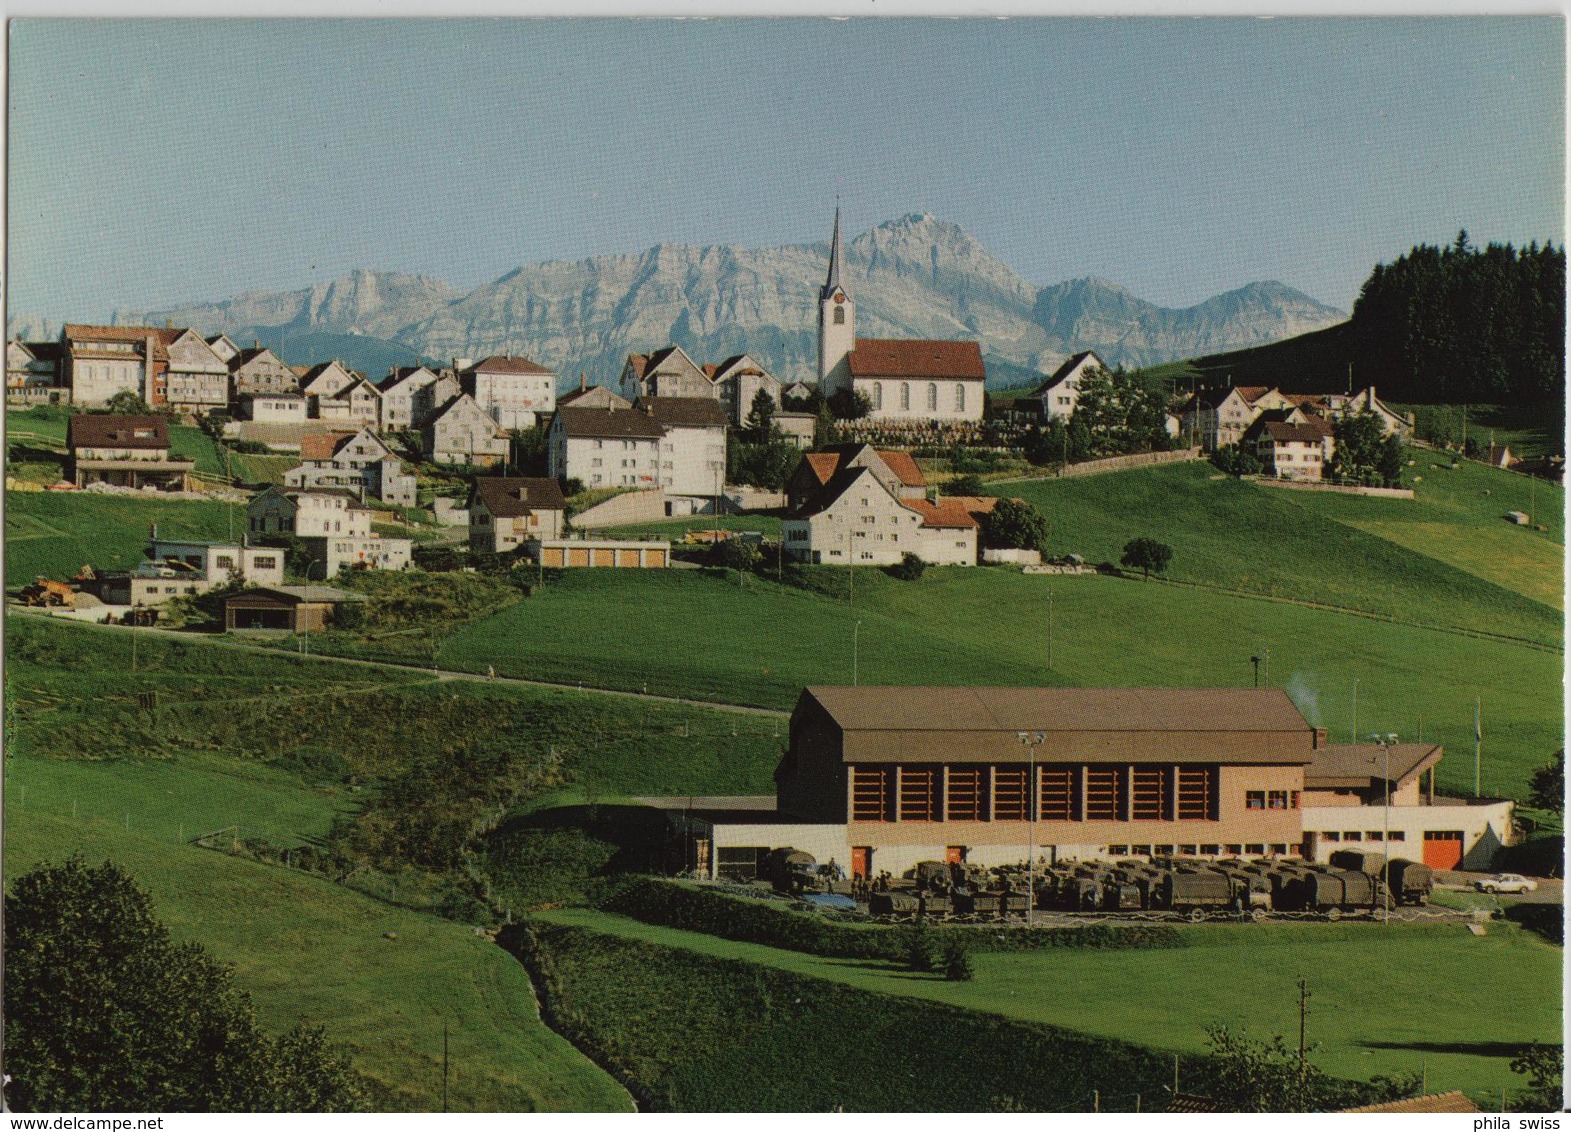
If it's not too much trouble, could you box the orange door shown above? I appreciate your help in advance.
[1422,831,1464,870]
[851,847,871,879]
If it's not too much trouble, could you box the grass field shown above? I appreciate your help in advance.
[5,490,246,584]
[995,459,1562,635]
[5,812,630,1111]
[439,567,1559,799]
[537,908,1560,1104]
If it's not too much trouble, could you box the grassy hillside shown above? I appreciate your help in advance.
[6,491,246,584]
[996,459,1561,632]
[438,567,1558,799]
[535,908,1559,1106]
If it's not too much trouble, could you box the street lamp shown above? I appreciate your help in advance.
[852,619,862,686]
[1017,730,1047,926]
[1368,732,1397,920]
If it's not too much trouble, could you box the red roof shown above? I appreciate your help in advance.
[804,452,840,485]
[473,355,553,375]
[902,498,980,530]
[1234,385,1272,405]
[848,338,986,380]
[875,449,926,487]
[299,430,360,461]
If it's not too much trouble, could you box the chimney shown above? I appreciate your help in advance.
[255,339,261,350]
[580,372,587,392]
[166,319,172,329]
[515,487,528,502]
[1314,727,1327,749]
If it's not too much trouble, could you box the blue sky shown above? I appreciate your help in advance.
[8,17,1564,324]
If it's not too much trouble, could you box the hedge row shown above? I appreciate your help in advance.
[600,878,1184,960]
[508,920,1370,1113]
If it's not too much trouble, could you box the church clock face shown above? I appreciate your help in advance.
[835,293,845,304]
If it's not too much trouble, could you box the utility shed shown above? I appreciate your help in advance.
[223,585,365,633]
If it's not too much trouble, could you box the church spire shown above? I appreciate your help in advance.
[821,204,844,300]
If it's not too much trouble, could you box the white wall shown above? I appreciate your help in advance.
[857,376,984,424]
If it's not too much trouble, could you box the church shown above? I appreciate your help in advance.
[815,210,987,425]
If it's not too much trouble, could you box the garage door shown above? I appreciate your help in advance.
[1422,830,1464,870]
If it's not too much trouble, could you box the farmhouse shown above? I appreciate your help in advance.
[284,428,416,505]
[815,210,986,425]
[1323,386,1412,438]
[228,345,301,399]
[709,354,783,427]
[1243,411,1335,481]
[424,393,510,466]
[1016,350,1106,423]
[161,329,231,415]
[619,345,717,403]
[65,414,195,490]
[669,686,1514,880]
[468,476,567,554]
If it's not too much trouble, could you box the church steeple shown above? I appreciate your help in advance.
[817,206,855,389]
[821,205,844,301]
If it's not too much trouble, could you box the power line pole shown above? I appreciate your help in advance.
[442,1022,449,1113]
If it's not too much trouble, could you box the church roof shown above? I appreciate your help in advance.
[821,206,845,301]
[848,338,986,380]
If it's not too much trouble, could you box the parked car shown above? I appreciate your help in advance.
[1475,873,1538,894]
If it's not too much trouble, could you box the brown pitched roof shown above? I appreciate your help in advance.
[875,449,925,487]
[298,430,361,461]
[848,338,986,380]
[473,355,553,375]
[554,405,665,439]
[62,324,171,362]
[942,495,1003,521]
[902,498,980,530]
[1234,385,1272,405]
[642,396,728,429]
[558,385,631,410]
[625,353,649,379]
[1306,744,1442,789]
[1341,1091,1481,1114]
[1250,417,1332,445]
[67,414,169,450]
[804,452,840,486]
[471,476,567,517]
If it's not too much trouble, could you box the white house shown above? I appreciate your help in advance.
[643,397,729,502]
[228,345,300,400]
[781,462,978,567]
[62,324,160,407]
[1244,410,1335,481]
[240,392,308,423]
[815,209,986,424]
[6,339,64,405]
[285,427,416,505]
[1323,386,1413,439]
[1019,350,1106,422]
[547,397,728,508]
[376,365,444,431]
[247,485,412,577]
[711,354,782,427]
[468,476,568,554]
[424,393,509,466]
[464,354,557,431]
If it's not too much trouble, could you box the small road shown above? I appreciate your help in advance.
[11,607,789,719]
[1438,870,1563,905]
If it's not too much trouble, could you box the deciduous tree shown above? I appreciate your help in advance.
[1120,537,1173,579]
[980,498,1049,554]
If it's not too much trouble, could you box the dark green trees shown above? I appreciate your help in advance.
[4,857,364,1113]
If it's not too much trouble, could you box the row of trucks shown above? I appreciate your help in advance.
[762,848,1433,922]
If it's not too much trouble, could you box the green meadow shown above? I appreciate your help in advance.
[5,490,246,584]
[441,566,1557,799]
[536,908,1560,1104]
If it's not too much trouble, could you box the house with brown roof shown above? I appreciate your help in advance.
[423,393,509,466]
[61,324,166,408]
[546,396,728,509]
[558,377,632,411]
[284,427,416,505]
[1243,410,1335,481]
[65,414,194,490]
[161,328,231,415]
[618,344,716,403]
[669,686,1341,879]
[463,354,557,431]
[1340,1091,1481,1113]
[1178,385,1305,451]
[467,476,567,554]
[1322,385,1413,439]
[782,446,978,567]
[229,345,300,400]
[815,210,987,425]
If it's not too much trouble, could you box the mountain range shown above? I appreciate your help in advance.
[25,214,1348,389]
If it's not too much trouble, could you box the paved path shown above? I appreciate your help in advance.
[1438,869,1564,904]
[13,607,789,719]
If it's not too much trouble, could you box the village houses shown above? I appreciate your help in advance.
[467,476,568,555]
[423,393,510,465]
[1243,410,1336,481]
[1015,350,1106,423]
[247,485,413,577]
[161,329,232,415]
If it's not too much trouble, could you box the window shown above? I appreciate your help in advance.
[1201,844,1220,856]
[1132,766,1169,820]
[1322,831,1341,843]
[956,384,966,412]
[873,382,883,410]
[1270,843,1289,856]
[1040,767,1077,821]
[992,765,1029,820]
[1388,830,1405,842]
[1367,831,1384,841]
[899,766,940,822]
[1224,844,1243,856]
[852,766,893,822]
[1245,843,1265,855]
[1176,767,1216,820]
[900,383,910,410]
[1108,844,1129,857]
[833,306,845,325]
[1267,790,1289,810]
[253,556,277,570]
[1084,765,1125,821]
[946,766,986,821]
[1131,845,1152,856]
[1344,831,1362,842]
[1178,844,1198,856]
[1245,790,1266,810]
[927,383,937,411]
[1290,791,1300,809]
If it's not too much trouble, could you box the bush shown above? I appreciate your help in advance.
[900,921,937,972]
[885,552,927,581]
[1211,443,1262,478]
[941,473,986,496]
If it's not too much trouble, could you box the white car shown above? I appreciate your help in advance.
[1475,873,1538,895]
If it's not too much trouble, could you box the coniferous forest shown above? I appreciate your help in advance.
[1351,232,1564,405]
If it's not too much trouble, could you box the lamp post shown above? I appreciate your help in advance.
[1250,655,1261,688]
[1368,732,1397,920]
[1017,730,1046,926]
[852,619,862,686]
[1045,586,1053,674]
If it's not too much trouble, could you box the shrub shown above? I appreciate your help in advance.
[942,938,974,981]
[900,921,937,972]
[941,473,986,496]
[885,552,927,581]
